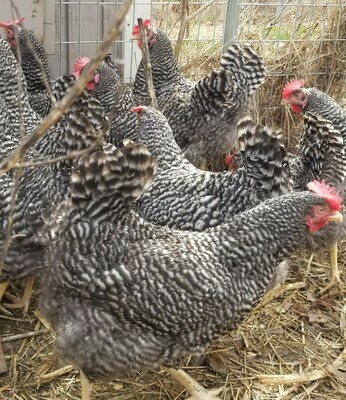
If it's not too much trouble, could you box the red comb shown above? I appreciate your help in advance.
[282,79,304,99]
[307,180,342,211]
[73,57,90,77]
[132,18,151,35]
[224,155,232,166]
[0,17,25,28]
[130,106,146,113]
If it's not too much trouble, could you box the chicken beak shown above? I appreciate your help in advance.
[327,211,343,224]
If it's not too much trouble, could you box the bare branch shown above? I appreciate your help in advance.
[0,342,7,374]
[174,0,189,59]
[138,18,158,109]
[175,0,217,59]
[9,140,102,170]
[187,0,217,22]
[0,0,133,175]
[1,329,47,343]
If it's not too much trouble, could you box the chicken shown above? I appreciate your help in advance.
[72,55,139,146]
[73,54,119,114]
[0,35,41,147]
[0,17,52,117]
[281,79,346,142]
[39,140,343,400]
[291,112,346,191]
[0,45,109,314]
[132,106,291,231]
[289,111,346,294]
[132,20,266,167]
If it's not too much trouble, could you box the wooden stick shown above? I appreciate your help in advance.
[174,0,217,59]
[0,342,8,374]
[138,18,158,109]
[1,329,46,343]
[39,365,75,382]
[257,347,346,385]
[0,0,133,175]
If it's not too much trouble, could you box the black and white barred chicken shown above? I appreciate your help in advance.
[72,54,140,146]
[0,34,41,154]
[0,35,109,314]
[39,139,343,400]
[281,79,346,144]
[288,110,346,294]
[132,106,291,231]
[0,17,53,117]
[132,19,266,168]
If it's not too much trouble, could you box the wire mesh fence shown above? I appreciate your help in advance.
[50,0,345,126]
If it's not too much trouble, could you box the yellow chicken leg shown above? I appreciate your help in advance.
[81,370,93,400]
[163,367,223,400]
[319,243,341,295]
[3,276,35,315]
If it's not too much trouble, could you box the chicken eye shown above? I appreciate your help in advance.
[316,206,326,214]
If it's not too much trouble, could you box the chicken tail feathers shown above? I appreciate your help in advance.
[221,44,266,97]
[70,142,157,220]
[238,118,291,198]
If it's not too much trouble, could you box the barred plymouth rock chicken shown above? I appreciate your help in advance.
[0,51,109,314]
[291,112,346,191]
[289,111,346,294]
[73,54,118,114]
[0,35,41,151]
[132,19,266,167]
[39,140,343,400]
[132,106,291,231]
[72,55,139,146]
[281,79,346,143]
[0,17,52,117]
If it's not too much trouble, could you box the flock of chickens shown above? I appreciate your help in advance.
[0,15,345,400]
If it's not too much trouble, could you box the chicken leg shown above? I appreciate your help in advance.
[163,367,223,400]
[81,370,93,400]
[319,243,340,295]
[3,276,35,315]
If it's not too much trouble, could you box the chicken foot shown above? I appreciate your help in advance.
[3,276,35,315]
[163,366,223,400]
[81,370,93,400]
[319,243,341,296]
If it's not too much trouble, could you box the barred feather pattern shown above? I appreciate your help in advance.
[39,145,343,379]
[133,29,266,166]
[0,78,109,282]
[76,53,140,147]
[134,107,291,231]
[35,74,109,157]
[8,25,52,117]
[15,27,51,92]
[0,36,41,149]
[303,88,346,145]
[291,112,346,191]
[89,54,121,114]
[70,142,157,222]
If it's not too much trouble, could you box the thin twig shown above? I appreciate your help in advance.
[175,0,217,59]
[7,140,102,170]
[138,18,158,109]
[39,365,75,382]
[0,342,8,374]
[257,347,346,385]
[1,330,47,343]
[0,0,133,175]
